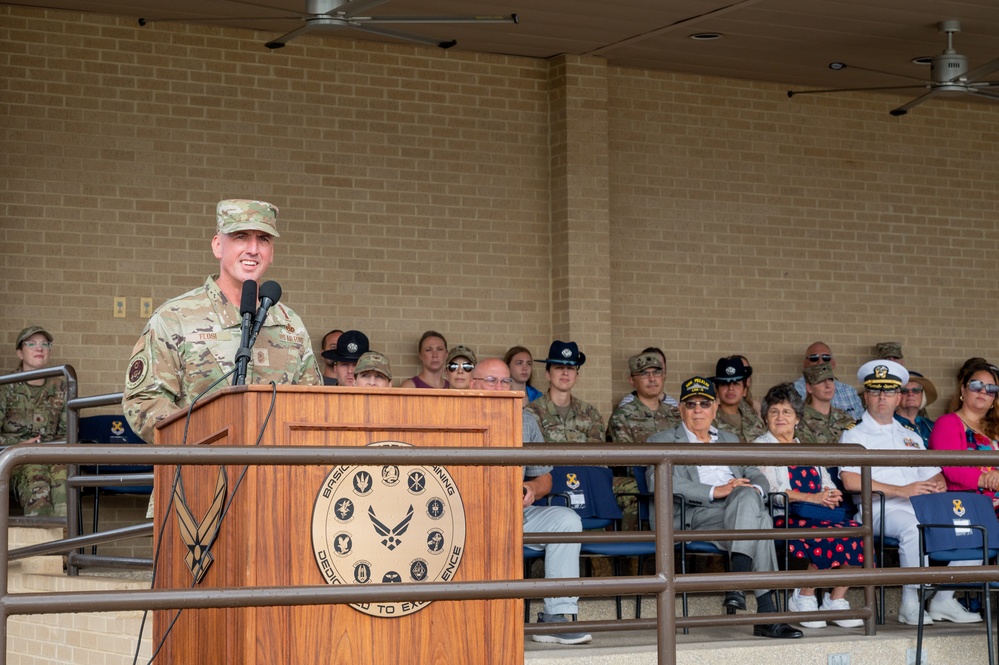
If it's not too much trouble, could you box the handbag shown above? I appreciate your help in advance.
[789,500,847,523]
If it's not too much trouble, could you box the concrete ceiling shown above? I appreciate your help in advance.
[7,0,999,113]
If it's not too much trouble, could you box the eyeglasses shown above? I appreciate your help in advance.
[472,376,514,387]
[806,354,833,362]
[900,387,924,395]
[633,368,664,379]
[22,342,52,350]
[447,362,475,372]
[766,407,797,419]
[866,388,900,397]
[681,400,714,410]
[967,380,999,396]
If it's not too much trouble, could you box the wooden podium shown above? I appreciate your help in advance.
[153,386,523,664]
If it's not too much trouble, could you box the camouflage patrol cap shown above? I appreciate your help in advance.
[446,345,477,366]
[803,362,836,385]
[629,352,663,375]
[876,341,903,360]
[216,199,280,237]
[354,351,392,381]
[15,326,53,349]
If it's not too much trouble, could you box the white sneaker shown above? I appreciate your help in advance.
[928,596,983,624]
[820,594,864,628]
[788,590,826,628]
[898,599,932,626]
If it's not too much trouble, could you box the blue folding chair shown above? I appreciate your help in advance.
[911,492,999,665]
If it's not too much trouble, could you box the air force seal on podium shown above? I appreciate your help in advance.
[311,441,467,618]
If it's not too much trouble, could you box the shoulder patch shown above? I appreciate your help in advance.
[125,357,148,390]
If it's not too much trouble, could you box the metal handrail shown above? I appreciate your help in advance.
[3,444,999,665]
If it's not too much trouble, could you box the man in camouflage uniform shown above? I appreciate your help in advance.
[525,341,604,443]
[797,363,855,444]
[711,357,766,442]
[1,326,68,516]
[606,352,680,529]
[123,199,323,446]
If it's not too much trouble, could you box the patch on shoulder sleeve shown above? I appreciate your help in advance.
[126,357,148,390]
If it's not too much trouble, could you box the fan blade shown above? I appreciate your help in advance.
[339,0,391,18]
[139,16,295,25]
[265,23,318,49]
[355,15,518,25]
[829,62,928,84]
[967,88,999,101]
[889,88,945,116]
[788,84,928,98]
[351,23,457,49]
[961,57,999,83]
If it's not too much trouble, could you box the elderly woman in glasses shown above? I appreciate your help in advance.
[444,345,477,390]
[929,361,999,512]
[0,326,67,517]
[894,371,938,442]
[754,383,864,629]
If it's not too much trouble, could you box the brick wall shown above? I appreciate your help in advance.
[3,6,998,423]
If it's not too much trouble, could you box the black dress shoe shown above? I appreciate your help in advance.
[723,591,747,611]
[753,623,804,639]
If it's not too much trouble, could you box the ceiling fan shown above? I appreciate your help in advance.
[139,0,518,51]
[787,20,999,116]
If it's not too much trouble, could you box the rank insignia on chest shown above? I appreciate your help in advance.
[285,323,296,334]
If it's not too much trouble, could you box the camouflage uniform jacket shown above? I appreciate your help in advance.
[713,399,766,442]
[0,376,67,446]
[797,404,855,444]
[606,396,680,444]
[122,276,323,443]
[524,393,605,443]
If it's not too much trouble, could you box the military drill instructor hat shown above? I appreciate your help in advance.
[544,340,586,367]
[712,356,750,384]
[876,341,904,360]
[680,376,716,401]
[354,351,392,381]
[446,344,477,366]
[322,330,368,363]
[857,359,909,390]
[629,352,663,375]
[907,370,938,407]
[216,199,280,237]
[803,362,836,385]
[15,326,53,349]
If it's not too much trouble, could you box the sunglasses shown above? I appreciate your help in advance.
[681,400,714,410]
[806,354,833,362]
[899,387,924,395]
[447,362,475,372]
[865,388,899,397]
[22,342,53,349]
[967,380,999,396]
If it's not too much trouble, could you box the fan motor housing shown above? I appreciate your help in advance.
[931,53,968,85]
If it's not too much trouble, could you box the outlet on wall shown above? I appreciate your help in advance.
[829,654,850,665]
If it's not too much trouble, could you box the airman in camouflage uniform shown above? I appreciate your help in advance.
[525,341,605,443]
[122,200,323,446]
[796,363,855,444]
[1,326,68,516]
[711,357,767,442]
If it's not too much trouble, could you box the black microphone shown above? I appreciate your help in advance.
[233,280,258,386]
[247,280,282,348]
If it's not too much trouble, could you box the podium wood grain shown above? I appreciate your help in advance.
[153,386,523,665]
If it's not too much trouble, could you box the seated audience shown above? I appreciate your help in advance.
[1,326,67,517]
[895,371,937,441]
[445,345,476,390]
[504,346,542,404]
[839,360,981,625]
[400,330,449,389]
[712,357,766,442]
[754,383,863,629]
[353,351,393,388]
[796,363,855,444]
[647,377,802,639]
[945,357,991,414]
[606,352,679,444]
[617,346,679,408]
[929,361,999,513]
[472,358,590,645]
[323,330,368,387]
[525,341,604,442]
[793,342,864,420]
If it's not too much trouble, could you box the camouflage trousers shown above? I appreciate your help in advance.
[13,464,67,517]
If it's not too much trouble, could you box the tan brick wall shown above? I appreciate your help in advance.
[3,6,999,426]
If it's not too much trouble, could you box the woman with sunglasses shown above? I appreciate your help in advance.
[0,326,67,517]
[928,361,999,512]
[444,345,477,390]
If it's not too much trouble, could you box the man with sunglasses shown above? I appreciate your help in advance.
[525,341,605,443]
[646,378,802,639]
[471,358,591,645]
[792,342,864,420]
[839,360,981,625]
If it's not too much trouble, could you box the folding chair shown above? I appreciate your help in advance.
[911,492,999,665]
